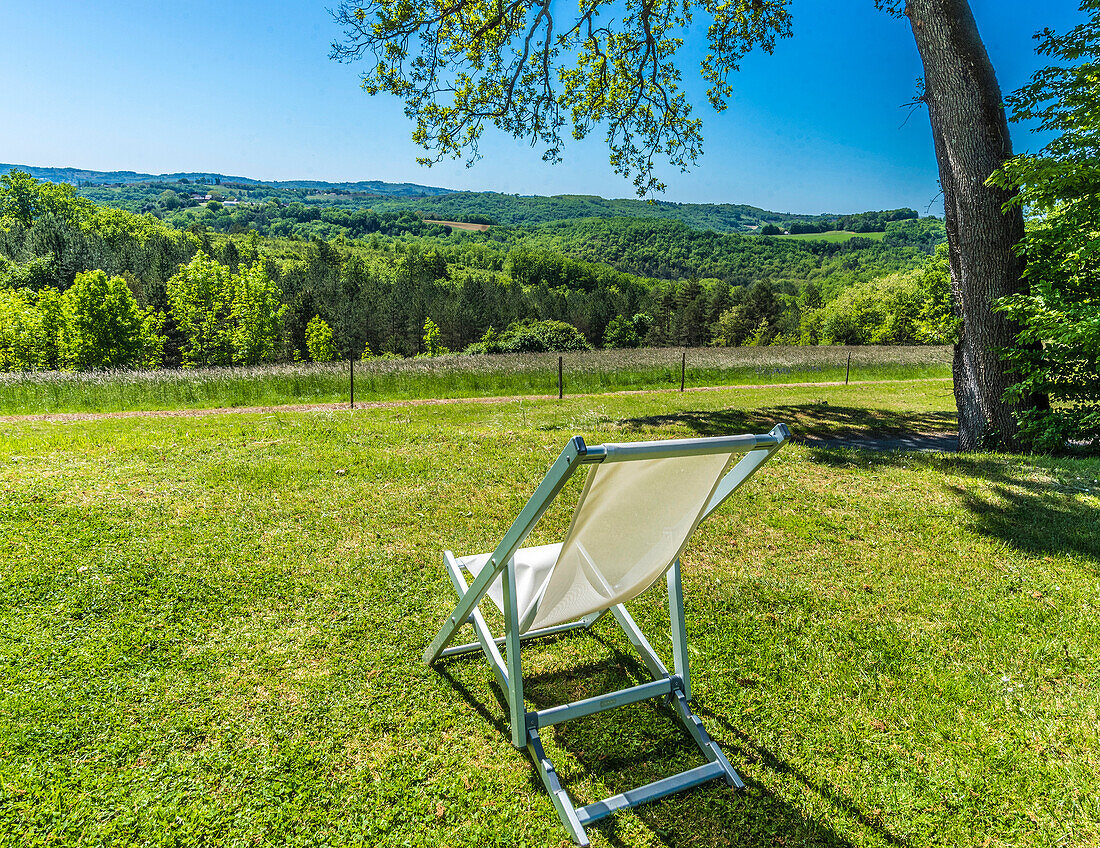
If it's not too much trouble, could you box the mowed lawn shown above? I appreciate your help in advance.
[1,381,1098,847]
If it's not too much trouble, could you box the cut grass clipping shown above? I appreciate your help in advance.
[1,380,1097,847]
[0,345,951,415]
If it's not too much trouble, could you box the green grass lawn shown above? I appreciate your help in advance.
[2,380,1098,847]
[776,231,887,243]
[0,346,951,416]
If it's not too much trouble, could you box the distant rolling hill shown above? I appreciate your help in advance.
[3,162,919,234]
[363,191,834,233]
[0,163,453,198]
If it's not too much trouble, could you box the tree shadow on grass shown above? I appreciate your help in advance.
[620,403,1099,566]
[618,404,957,451]
[439,631,908,848]
[803,447,1100,568]
[946,478,1100,568]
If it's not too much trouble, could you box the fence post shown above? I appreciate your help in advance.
[350,357,355,409]
[845,351,852,386]
[680,350,686,392]
[558,356,563,400]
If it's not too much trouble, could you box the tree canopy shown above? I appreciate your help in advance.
[0,171,954,373]
[331,0,807,194]
[991,0,1100,450]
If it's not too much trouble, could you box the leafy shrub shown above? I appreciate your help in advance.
[0,287,59,370]
[0,256,55,291]
[996,279,1099,450]
[603,313,652,349]
[58,270,163,370]
[464,320,590,354]
[504,319,590,353]
[166,252,283,367]
[463,327,504,355]
[305,315,338,362]
[228,262,285,365]
[808,265,955,347]
[166,253,233,366]
[422,317,447,356]
[0,273,163,372]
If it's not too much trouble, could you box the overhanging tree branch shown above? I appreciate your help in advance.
[330,0,791,194]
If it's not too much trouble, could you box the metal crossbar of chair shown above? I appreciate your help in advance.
[425,425,791,845]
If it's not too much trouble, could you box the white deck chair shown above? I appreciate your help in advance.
[424,425,791,844]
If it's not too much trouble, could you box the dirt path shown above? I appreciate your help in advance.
[0,377,951,425]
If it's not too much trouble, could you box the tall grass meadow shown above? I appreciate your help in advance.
[0,345,952,415]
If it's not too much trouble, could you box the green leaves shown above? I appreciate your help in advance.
[229,262,286,366]
[53,271,163,371]
[0,288,58,371]
[990,1,1100,451]
[167,253,286,368]
[305,314,338,362]
[58,271,142,370]
[422,317,446,356]
[602,313,650,348]
[0,171,94,230]
[0,272,162,372]
[331,0,791,194]
[166,253,234,367]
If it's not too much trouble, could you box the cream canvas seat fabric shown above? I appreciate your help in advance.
[424,426,791,846]
[462,448,737,633]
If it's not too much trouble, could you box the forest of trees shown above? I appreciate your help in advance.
[63,178,832,234]
[0,171,955,370]
[10,169,942,241]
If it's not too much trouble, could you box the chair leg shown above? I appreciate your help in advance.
[527,729,590,846]
[440,552,510,691]
[502,558,526,749]
[668,687,745,789]
[609,562,744,790]
[664,559,744,788]
[610,604,670,681]
[523,676,741,845]
[667,557,691,701]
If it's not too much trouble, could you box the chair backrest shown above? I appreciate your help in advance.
[522,446,737,632]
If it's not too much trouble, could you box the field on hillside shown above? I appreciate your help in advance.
[0,346,952,416]
[428,219,491,232]
[2,381,1098,847]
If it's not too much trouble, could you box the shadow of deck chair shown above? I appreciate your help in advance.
[424,425,792,844]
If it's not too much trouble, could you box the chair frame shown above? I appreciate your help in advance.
[424,425,791,845]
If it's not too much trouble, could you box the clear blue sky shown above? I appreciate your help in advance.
[0,1,1087,213]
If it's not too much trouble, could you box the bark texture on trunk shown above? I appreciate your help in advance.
[905,0,1036,450]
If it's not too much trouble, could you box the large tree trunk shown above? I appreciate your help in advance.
[904,0,1043,450]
